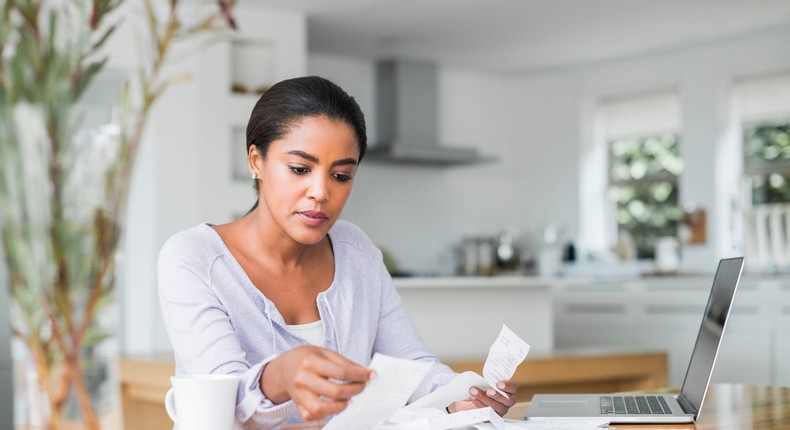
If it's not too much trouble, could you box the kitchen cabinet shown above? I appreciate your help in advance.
[554,275,783,387]
[776,332,790,387]
[394,276,554,360]
[776,282,790,387]
[553,282,636,350]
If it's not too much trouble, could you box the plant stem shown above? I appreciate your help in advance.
[2,1,236,428]
[28,335,60,430]
[70,352,100,430]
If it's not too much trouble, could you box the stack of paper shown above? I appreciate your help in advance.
[323,324,534,430]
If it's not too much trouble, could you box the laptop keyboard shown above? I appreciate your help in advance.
[600,395,672,415]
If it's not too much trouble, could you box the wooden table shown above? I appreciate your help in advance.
[120,351,668,430]
[119,354,789,429]
[119,356,175,430]
[505,383,790,429]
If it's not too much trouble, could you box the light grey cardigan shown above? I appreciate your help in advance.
[157,221,455,429]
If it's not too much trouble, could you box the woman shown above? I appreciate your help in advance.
[158,76,517,428]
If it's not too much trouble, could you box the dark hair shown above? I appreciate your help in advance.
[245,76,367,211]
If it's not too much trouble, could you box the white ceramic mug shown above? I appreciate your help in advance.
[165,374,240,430]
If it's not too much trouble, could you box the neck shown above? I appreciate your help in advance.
[244,209,327,271]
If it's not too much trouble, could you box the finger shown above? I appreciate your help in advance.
[304,353,373,384]
[447,399,476,413]
[486,386,516,407]
[314,351,374,382]
[469,387,508,416]
[468,388,490,407]
[472,398,489,410]
[295,396,350,422]
[496,379,518,396]
[293,370,368,401]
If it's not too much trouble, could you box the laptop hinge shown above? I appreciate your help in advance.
[676,394,698,417]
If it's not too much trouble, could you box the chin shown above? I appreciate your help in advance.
[291,226,331,246]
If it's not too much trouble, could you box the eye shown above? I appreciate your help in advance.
[333,173,353,183]
[289,165,309,175]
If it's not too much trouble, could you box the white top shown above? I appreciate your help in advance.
[157,220,454,428]
[286,320,325,347]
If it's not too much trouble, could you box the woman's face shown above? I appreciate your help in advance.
[252,115,360,245]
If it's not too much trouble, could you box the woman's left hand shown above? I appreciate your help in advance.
[446,379,517,417]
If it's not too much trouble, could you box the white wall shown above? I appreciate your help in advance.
[117,5,307,354]
[310,25,790,275]
[114,17,790,354]
[311,55,580,274]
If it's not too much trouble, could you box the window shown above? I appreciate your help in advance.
[600,92,683,259]
[608,134,684,258]
[744,122,790,204]
[736,72,790,271]
[738,73,790,205]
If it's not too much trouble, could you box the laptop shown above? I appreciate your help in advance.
[525,256,744,424]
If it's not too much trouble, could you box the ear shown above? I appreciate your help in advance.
[248,146,263,177]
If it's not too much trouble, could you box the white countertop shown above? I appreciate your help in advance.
[392,275,556,289]
[390,272,790,291]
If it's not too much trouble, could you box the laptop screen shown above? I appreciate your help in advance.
[679,257,743,414]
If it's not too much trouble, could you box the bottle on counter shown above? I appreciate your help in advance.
[496,231,520,272]
[476,236,495,276]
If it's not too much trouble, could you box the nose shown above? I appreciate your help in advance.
[306,175,329,203]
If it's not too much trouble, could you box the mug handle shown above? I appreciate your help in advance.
[164,387,178,424]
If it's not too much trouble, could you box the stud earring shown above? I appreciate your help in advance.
[251,172,258,180]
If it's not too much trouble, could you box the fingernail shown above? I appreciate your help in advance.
[497,382,505,389]
[470,387,479,396]
[369,371,377,381]
[487,388,497,397]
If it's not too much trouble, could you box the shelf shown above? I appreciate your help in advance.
[230,38,275,96]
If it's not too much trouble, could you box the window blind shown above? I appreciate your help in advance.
[600,91,681,140]
[735,72,790,123]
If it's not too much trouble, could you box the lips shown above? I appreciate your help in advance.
[297,210,329,227]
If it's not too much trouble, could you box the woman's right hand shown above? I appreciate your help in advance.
[260,345,374,421]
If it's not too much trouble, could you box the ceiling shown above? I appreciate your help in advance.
[247,0,790,75]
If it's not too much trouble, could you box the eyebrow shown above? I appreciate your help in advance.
[286,150,358,167]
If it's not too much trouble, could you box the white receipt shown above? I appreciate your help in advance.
[403,371,489,411]
[483,324,530,398]
[323,353,432,430]
[429,407,504,430]
[503,419,611,429]
[382,407,504,430]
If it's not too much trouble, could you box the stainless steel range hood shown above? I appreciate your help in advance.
[365,59,493,166]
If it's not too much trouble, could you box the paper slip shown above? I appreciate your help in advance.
[380,407,503,430]
[323,353,432,430]
[429,407,504,430]
[483,325,530,398]
[402,371,489,412]
[502,419,611,430]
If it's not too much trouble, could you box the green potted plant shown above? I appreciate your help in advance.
[0,1,235,428]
